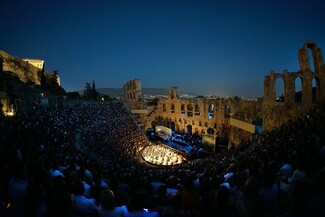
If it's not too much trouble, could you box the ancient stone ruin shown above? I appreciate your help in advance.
[263,41,325,131]
[126,41,325,147]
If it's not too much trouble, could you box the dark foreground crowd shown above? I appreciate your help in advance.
[0,100,325,217]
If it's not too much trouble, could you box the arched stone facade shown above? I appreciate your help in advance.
[146,92,263,146]
[263,41,325,130]
[135,41,325,147]
[123,79,142,109]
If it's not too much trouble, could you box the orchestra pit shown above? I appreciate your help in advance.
[140,144,186,166]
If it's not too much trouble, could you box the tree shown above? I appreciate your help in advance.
[84,81,99,101]
[84,82,92,99]
[91,80,99,100]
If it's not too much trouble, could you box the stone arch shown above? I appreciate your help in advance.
[208,104,214,113]
[194,104,200,116]
[187,104,193,117]
[169,87,178,99]
[307,46,315,73]
[170,122,176,132]
[224,105,231,118]
[295,77,303,103]
[186,125,192,135]
[275,77,285,102]
[312,77,320,103]
[208,104,214,118]
[180,103,185,114]
[207,127,214,135]
[299,41,324,73]
[201,129,205,136]
[171,103,175,113]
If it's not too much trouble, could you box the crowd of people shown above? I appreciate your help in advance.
[0,100,325,217]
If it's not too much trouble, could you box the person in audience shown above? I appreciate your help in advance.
[71,178,99,216]
[98,189,128,217]
[236,176,262,217]
[47,175,72,217]
[8,161,28,217]
[200,185,239,217]
[0,101,324,217]
[125,191,159,217]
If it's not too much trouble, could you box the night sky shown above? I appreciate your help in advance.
[1,0,325,97]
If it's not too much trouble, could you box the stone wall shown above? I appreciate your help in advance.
[0,50,42,85]
[144,88,263,147]
[263,41,325,131]
[23,59,44,69]
[123,79,142,109]
[138,41,325,147]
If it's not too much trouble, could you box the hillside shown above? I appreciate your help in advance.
[0,50,42,85]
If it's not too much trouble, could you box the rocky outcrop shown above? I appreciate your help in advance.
[0,50,42,85]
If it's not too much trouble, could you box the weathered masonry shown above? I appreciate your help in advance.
[263,41,325,130]
[125,41,325,146]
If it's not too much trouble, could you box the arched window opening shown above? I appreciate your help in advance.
[312,77,319,103]
[186,125,192,135]
[180,104,185,115]
[208,104,214,118]
[170,122,176,132]
[307,48,315,73]
[295,77,302,103]
[171,103,175,113]
[224,105,231,118]
[207,127,214,135]
[194,104,200,116]
[187,104,193,117]
[163,103,166,112]
[275,78,285,102]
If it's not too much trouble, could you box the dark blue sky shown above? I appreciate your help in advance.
[1,0,325,96]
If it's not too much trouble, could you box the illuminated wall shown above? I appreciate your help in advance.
[23,59,44,69]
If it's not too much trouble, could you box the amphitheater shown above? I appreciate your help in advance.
[1,41,325,217]
[124,41,325,148]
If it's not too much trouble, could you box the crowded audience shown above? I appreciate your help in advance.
[0,100,324,217]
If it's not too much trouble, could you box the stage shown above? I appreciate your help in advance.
[162,139,193,155]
